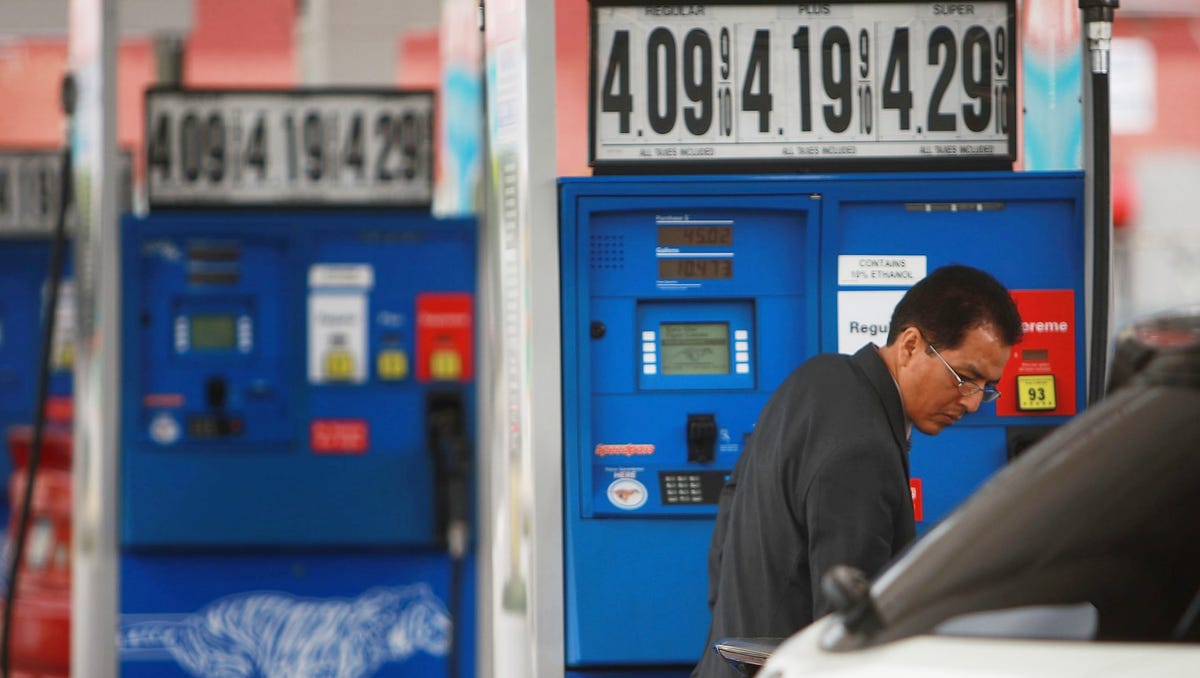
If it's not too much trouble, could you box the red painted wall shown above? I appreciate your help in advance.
[0,0,294,184]
[556,0,591,177]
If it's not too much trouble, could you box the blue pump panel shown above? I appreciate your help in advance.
[118,552,475,677]
[0,239,73,516]
[0,242,51,432]
[817,173,1086,534]
[560,172,1085,671]
[120,211,476,548]
[561,178,821,666]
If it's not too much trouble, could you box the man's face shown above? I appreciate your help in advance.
[902,324,1011,435]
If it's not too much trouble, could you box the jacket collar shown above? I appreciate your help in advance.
[851,344,912,474]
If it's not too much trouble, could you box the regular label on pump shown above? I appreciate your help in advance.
[837,290,905,354]
[308,264,373,385]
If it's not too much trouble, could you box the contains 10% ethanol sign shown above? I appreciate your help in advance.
[590,1,1016,170]
[145,89,434,207]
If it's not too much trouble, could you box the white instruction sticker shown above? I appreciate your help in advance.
[838,255,926,287]
[308,293,368,384]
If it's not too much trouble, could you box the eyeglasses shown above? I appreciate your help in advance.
[924,340,1002,403]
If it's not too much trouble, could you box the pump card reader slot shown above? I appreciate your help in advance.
[687,413,717,463]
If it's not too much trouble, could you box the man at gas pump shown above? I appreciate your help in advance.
[694,264,1023,677]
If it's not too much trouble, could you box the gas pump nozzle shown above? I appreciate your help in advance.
[426,391,471,560]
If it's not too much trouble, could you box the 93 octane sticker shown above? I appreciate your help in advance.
[1017,374,1057,411]
[145,88,434,207]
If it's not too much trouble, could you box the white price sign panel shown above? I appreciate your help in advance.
[0,150,133,233]
[146,89,434,207]
[590,1,1016,170]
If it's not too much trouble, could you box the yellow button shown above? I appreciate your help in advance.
[324,349,355,381]
[377,349,409,380]
[429,348,462,381]
[1016,374,1057,411]
[54,342,74,371]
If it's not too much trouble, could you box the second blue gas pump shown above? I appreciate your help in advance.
[114,89,479,678]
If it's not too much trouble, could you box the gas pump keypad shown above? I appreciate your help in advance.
[659,471,726,505]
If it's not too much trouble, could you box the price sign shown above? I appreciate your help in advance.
[0,151,66,233]
[590,1,1016,170]
[146,88,434,207]
[0,150,133,233]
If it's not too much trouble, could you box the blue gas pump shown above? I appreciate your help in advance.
[0,151,79,526]
[114,89,478,678]
[559,171,1086,675]
[549,2,1104,672]
[118,209,477,678]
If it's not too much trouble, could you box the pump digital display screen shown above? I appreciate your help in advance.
[659,323,730,375]
[658,226,732,247]
[658,258,733,279]
[190,314,236,350]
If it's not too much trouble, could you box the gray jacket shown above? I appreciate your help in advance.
[694,344,915,677]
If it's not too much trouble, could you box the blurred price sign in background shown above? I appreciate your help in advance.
[590,1,1016,172]
[145,88,434,207]
[0,152,66,232]
[0,150,132,233]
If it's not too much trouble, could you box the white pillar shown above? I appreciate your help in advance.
[68,1,120,675]
[478,0,563,675]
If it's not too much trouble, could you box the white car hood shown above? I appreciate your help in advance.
[759,616,1200,678]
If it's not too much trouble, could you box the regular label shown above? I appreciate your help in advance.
[308,291,368,384]
[837,290,905,354]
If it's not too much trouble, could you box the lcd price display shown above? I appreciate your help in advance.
[657,226,732,247]
[191,314,237,350]
[658,258,733,279]
[660,322,730,375]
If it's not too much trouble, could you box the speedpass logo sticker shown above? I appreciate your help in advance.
[607,478,648,510]
[594,443,655,457]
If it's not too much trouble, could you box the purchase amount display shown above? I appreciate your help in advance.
[591,1,1015,168]
[145,89,434,206]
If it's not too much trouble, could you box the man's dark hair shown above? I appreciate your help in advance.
[886,264,1023,348]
